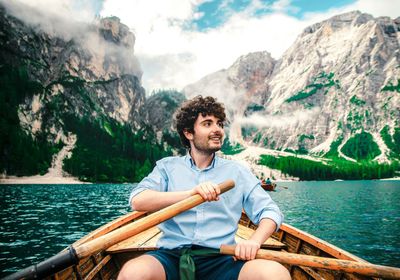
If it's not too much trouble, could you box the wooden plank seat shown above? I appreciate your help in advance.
[235,224,287,250]
[106,227,161,253]
[106,224,286,254]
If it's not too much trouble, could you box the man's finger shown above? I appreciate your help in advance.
[202,184,213,201]
[245,246,251,260]
[205,182,218,200]
[235,245,241,260]
[250,246,257,260]
[206,183,216,198]
[199,185,210,201]
[201,185,210,201]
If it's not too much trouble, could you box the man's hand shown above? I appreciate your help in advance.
[234,240,261,261]
[191,181,221,201]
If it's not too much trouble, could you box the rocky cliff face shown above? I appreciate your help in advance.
[0,2,173,179]
[0,2,145,144]
[184,51,276,118]
[141,90,186,135]
[184,11,400,162]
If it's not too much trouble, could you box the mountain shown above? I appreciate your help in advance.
[184,11,400,167]
[0,2,178,182]
[2,2,399,181]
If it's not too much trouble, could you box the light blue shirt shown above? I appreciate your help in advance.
[129,154,283,249]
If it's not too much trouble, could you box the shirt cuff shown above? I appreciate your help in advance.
[129,187,149,210]
[259,211,283,232]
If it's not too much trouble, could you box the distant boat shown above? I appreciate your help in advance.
[261,181,277,191]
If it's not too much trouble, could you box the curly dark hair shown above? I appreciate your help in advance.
[174,95,226,148]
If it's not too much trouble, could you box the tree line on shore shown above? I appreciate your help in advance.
[259,154,399,180]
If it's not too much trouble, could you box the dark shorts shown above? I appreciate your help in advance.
[146,245,245,280]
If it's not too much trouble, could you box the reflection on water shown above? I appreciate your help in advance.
[0,180,399,277]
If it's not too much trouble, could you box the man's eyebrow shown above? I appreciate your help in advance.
[200,118,213,123]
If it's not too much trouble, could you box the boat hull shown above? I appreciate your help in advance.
[17,211,383,280]
[261,182,276,191]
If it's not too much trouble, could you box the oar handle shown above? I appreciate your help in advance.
[218,179,235,194]
[220,245,400,279]
[75,180,235,258]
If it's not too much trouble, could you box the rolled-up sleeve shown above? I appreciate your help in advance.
[129,161,168,210]
[243,180,283,231]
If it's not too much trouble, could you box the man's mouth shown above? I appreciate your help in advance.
[209,135,222,142]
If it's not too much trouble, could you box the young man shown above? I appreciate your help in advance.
[118,96,290,280]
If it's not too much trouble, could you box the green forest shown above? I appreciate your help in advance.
[340,132,381,160]
[0,63,172,182]
[259,154,399,180]
[258,128,400,181]
[0,64,62,176]
[62,114,171,182]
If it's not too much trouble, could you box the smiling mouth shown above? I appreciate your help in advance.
[209,136,222,143]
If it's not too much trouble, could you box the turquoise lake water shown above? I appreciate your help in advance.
[0,180,399,277]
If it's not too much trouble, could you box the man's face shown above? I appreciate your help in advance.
[184,114,225,154]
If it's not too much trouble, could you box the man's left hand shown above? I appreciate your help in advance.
[234,240,261,261]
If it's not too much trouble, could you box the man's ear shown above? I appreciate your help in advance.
[183,129,193,141]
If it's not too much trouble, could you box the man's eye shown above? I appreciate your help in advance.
[218,123,224,128]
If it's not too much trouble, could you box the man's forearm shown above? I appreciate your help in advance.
[234,218,278,260]
[131,189,193,212]
[250,218,277,245]
[131,181,221,212]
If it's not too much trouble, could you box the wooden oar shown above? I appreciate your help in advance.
[220,245,400,279]
[4,180,235,280]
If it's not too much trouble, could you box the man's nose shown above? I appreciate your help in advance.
[212,123,223,131]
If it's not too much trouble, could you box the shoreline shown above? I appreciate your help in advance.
[0,174,88,184]
[1,175,398,185]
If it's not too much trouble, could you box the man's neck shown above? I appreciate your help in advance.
[190,149,215,170]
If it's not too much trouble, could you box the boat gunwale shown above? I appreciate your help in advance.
[279,223,368,263]
[72,211,146,247]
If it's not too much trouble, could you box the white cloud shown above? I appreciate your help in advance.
[101,0,309,93]
[236,107,321,128]
[104,0,400,94]
[4,0,397,95]
[0,0,96,41]
[5,0,100,25]
[1,0,143,77]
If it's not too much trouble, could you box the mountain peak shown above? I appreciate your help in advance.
[99,16,135,49]
[302,11,375,35]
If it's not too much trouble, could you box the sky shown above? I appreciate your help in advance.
[4,0,399,94]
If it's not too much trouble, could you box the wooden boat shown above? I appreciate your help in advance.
[261,181,276,191]
[5,211,399,280]
[5,181,400,280]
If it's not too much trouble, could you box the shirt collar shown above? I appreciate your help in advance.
[185,151,218,171]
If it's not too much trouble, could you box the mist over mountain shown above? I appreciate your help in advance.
[184,11,400,165]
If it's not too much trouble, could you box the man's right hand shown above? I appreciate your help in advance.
[191,181,221,201]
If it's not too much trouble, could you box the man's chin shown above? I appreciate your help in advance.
[202,146,221,154]
[208,145,222,153]
[193,142,222,154]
